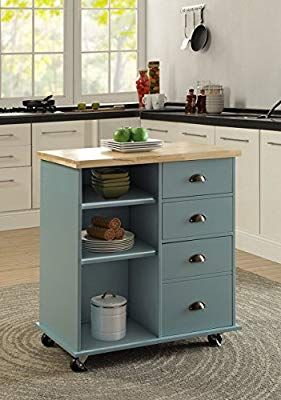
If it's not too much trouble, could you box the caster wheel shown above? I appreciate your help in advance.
[41,333,55,348]
[70,358,87,373]
[208,334,223,347]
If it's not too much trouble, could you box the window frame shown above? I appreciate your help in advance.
[0,1,74,107]
[73,0,146,104]
[0,0,146,107]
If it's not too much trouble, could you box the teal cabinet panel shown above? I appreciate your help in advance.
[162,275,233,336]
[163,159,233,199]
[163,236,233,280]
[163,197,233,240]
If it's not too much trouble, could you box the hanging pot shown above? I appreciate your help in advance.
[190,8,209,52]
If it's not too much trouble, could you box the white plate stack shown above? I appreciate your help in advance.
[103,138,163,153]
[206,95,224,114]
[205,84,224,114]
[82,230,135,253]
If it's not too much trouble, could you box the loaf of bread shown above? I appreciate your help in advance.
[115,228,125,240]
[86,225,116,241]
[92,216,121,230]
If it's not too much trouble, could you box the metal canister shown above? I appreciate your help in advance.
[91,292,127,341]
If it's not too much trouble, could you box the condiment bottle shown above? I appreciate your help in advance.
[185,88,197,114]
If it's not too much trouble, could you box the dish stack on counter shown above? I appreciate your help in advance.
[90,168,130,199]
[205,84,224,114]
[82,216,135,253]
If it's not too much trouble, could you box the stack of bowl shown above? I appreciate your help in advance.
[91,168,130,199]
[205,84,224,114]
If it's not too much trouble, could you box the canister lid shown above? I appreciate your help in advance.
[91,292,127,308]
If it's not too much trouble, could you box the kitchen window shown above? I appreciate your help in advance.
[0,0,145,106]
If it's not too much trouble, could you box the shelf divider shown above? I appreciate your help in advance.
[82,186,156,210]
[81,238,156,265]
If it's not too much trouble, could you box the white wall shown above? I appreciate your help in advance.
[146,0,281,109]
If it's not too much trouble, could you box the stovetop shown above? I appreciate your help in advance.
[0,95,57,114]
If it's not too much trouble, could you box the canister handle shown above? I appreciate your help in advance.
[101,291,116,299]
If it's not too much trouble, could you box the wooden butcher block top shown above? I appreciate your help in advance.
[38,142,241,169]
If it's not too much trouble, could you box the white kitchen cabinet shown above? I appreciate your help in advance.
[215,127,260,235]
[141,120,215,144]
[0,145,31,168]
[140,119,174,142]
[170,123,215,144]
[99,117,140,143]
[260,130,281,242]
[0,167,31,212]
[32,121,86,209]
[0,124,31,146]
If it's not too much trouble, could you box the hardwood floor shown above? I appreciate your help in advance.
[0,227,281,287]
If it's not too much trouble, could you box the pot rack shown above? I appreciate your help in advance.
[180,3,205,13]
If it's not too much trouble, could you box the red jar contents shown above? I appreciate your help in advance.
[136,70,150,108]
[148,61,160,94]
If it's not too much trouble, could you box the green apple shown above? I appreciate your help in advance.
[131,127,149,142]
[113,127,131,143]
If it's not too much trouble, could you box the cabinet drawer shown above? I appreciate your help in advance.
[163,197,233,240]
[162,275,233,335]
[0,167,31,212]
[0,146,31,168]
[163,236,232,280]
[171,123,215,144]
[141,120,173,143]
[0,124,31,146]
[162,159,233,199]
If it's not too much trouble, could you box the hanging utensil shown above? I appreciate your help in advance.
[181,13,190,50]
[190,8,208,51]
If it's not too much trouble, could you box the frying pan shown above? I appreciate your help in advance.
[190,8,208,52]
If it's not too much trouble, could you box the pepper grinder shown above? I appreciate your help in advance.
[185,88,197,114]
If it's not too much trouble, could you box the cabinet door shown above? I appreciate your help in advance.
[99,117,140,142]
[171,123,216,144]
[261,131,281,242]
[215,127,259,235]
[140,119,173,142]
[32,121,86,209]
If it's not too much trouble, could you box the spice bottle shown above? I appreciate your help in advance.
[185,88,197,114]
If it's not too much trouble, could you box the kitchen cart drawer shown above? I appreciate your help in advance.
[163,197,233,240]
[162,275,233,335]
[0,124,31,146]
[163,236,233,280]
[162,159,233,199]
[0,146,31,168]
[0,167,31,212]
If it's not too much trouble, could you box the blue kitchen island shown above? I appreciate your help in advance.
[37,142,241,372]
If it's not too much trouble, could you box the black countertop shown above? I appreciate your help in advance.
[1,102,281,131]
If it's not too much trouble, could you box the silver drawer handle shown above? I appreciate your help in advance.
[189,174,206,183]
[189,214,207,223]
[189,301,206,311]
[267,141,281,147]
[146,128,168,133]
[181,132,207,138]
[41,130,77,135]
[0,134,14,137]
[0,155,14,159]
[0,179,15,184]
[189,254,206,264]
[220,137,249,143]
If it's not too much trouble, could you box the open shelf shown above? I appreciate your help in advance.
[81,318,157,355]
[81,238,156,265]
[82,186,156,210]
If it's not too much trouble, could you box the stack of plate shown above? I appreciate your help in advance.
[206,94,224,114]
[82,230,135,253]
[104,138,163,153]
[91,168,130,199]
